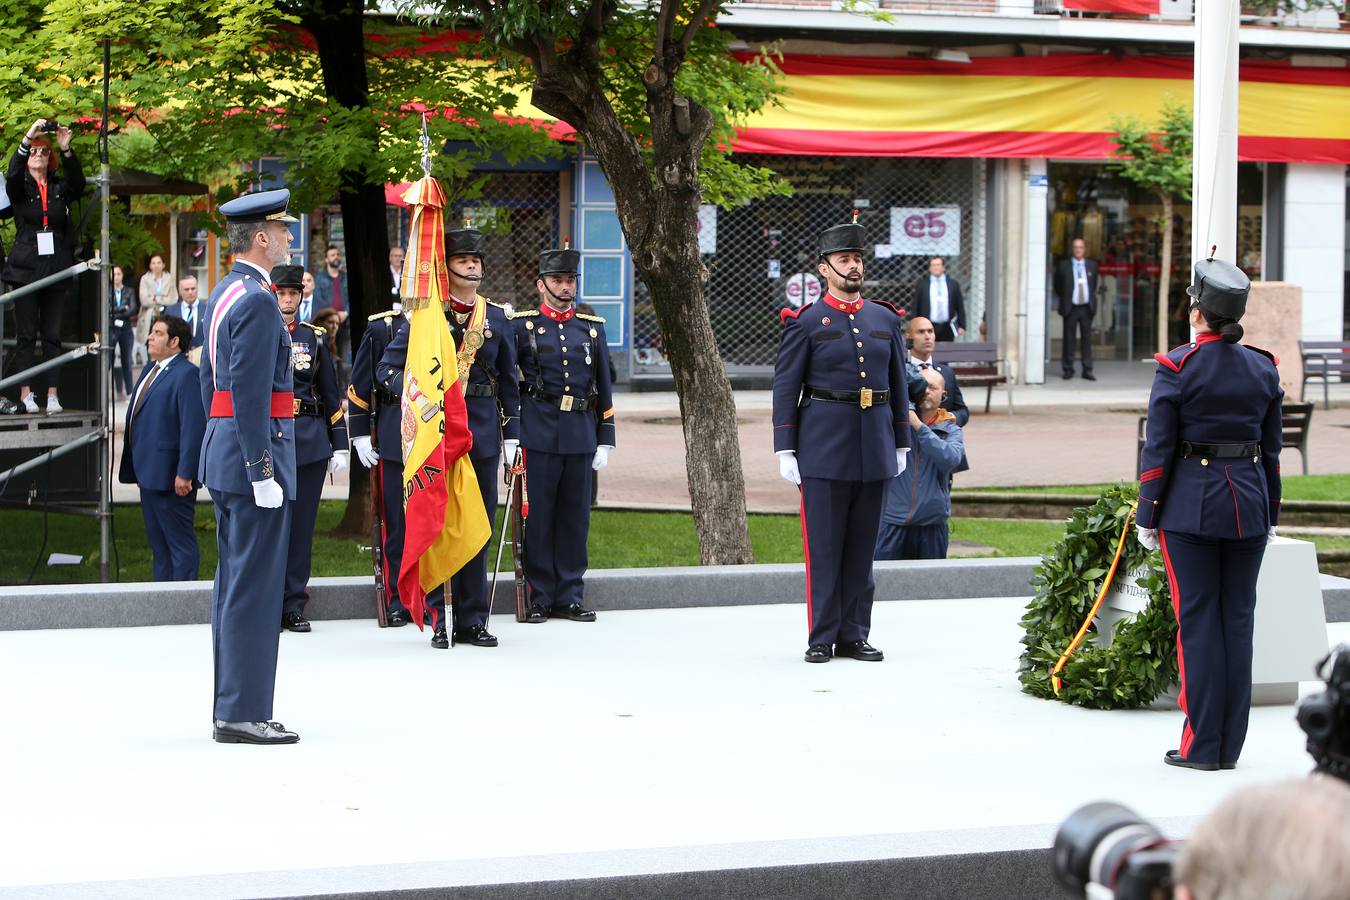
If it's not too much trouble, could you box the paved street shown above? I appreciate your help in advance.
[102,361,1350,511]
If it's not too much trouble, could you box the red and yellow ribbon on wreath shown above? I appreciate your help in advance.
[1051,502,1139,695]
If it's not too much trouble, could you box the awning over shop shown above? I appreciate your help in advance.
[1063,0,1159,13]
[732,54,1350,164]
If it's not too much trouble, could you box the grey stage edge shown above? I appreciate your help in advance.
[1,560,1348,632]
[0,819,1144,900]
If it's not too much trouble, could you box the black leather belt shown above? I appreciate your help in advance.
[464,382,496,398]
[294,398,322,418]
[805,386,890,408]
[375,388,398,407]
[1178,441,1260,460]
[522,383,593,412]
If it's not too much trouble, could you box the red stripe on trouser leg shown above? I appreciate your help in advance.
[1160,531,1196,758]
[799,488,813,635]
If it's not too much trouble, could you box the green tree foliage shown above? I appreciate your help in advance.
[1,1,560,255]
[1110,100,1192,355]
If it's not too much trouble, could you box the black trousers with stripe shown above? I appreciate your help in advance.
[1159,530,1266,766]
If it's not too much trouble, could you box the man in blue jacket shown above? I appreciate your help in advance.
[117,314,205,580]
[875,366,966,560]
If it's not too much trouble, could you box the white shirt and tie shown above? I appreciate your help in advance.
[181,302,197,334]
[929,275,950,324]
[1073,259,1089,306]
[299,293,314,323]
[129,355,176,435]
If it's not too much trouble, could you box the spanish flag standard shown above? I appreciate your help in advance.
[396,176,491,628]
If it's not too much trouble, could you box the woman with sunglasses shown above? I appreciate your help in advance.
[3,118,85,414]
[1135,256,1283,773]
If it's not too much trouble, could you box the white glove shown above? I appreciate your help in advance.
[1136,526,1160,551]
[353,435,379,468]
[896,448,910,475]
[777,450,801,486]
[252,477,284,509]
[503,439,520,464]
[328,450,349,474]
[1267,527,1277,545]
[592,445,612,471]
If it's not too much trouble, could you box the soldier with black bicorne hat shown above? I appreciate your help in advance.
[1136,253,1284,772]
[771,212,912,664]
[508,242,615,625]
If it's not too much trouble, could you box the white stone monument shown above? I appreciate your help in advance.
[1099,537,1329,705]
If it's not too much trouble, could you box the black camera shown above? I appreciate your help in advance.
[1053,802,1177,900]
[1297,643,1350,783]
[905,359,928,407]
[40,119,58,133]
[1055,645,1350,899]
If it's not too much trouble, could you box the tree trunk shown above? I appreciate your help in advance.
[528,51,754,565]
[300,0,395,538]
[1157,193,1174,354]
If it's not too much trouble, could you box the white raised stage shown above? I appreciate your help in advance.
[0,598,1338,899]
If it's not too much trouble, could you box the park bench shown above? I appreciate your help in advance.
[1300,340,1349,410]
[1136,401,1314,477]
[930,342,1013,415]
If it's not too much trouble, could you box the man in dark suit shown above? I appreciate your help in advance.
[163,275,207,350]
[1053,238,1099,381]
[118,314,205,581]
[906,316,969,427]
[910,256,966,343]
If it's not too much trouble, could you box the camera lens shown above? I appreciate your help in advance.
[1297,694,1334,742]
[1053,802,1165,896]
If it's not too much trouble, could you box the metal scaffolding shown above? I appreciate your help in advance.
[0,40,114,580]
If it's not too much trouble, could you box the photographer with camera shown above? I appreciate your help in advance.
[875,362,964,560]
[4,118,85,414]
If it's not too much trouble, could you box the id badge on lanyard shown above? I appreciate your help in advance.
[35,180,54,256]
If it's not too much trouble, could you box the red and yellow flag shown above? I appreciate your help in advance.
[396,175,491,628]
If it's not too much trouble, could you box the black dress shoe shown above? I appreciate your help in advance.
[524,604,549,624]
[387,608,410,627]
[454,624,499,647]
[1164,749,1219,771]
[835,640,884,661]
[213,720,299,745]
[804,644,832,663]
[1061,372,1074,380]
[1220,761,1237,770]
[1082,372,1097,381]
[550,602,596,622]
[430,626,449,649]
[281,611,311,633]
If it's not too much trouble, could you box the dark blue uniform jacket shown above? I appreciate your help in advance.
[511,306,616,454]
[377,300,520,461]
[1138,333,1283,539]
[772,294,911,482]
[348,311,407,463]
[288,320,349,467]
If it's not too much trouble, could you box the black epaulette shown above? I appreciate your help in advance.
[576,312,606,324]
[508,309,539,319]
[368,310,399,322]
[1244,345,1280,367]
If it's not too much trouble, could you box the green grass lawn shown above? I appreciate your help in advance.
[963,473,1349,503]
[0,503,1072,585]
[2,500,1342,586]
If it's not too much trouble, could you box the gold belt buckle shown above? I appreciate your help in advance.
[293,398,301,416]
[859,388,873,409]
[559,395,574,412]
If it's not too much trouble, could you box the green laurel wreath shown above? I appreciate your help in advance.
[1017,484,1179,709]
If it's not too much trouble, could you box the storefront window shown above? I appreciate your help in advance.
[1048,162,1265,357]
